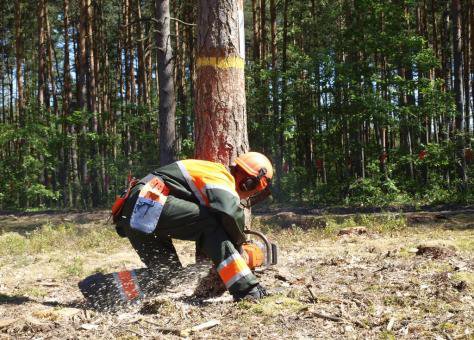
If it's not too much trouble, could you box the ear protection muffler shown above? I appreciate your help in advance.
[239,168,268,192]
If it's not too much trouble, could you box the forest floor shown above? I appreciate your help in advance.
[0,208,473,339]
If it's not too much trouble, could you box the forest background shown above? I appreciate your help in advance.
[0,0,473,210]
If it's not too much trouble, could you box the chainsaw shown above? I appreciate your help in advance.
[241,229,278,271]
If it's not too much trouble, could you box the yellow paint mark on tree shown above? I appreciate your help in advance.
[197,56,245,69]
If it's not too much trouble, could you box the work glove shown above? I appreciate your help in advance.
[233,284,268,302]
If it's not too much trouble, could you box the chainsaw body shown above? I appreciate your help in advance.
[241,229,278,271]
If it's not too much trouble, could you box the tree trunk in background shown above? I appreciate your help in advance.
[275,0,289,197]
[14,0,24,126]
[78,0,89,207]
[127,0,136,106]
[45,6,58,118]
[37,0,46,108]
[260,0,266,61]
[252,0,260,61]
[1,2,5,125]
[63,0,79,207]
[156,0,177,166]
[470,0,474,140]
[270,0,279,160]
[86,0,101,206]
[462,1,470,136]
[194,0,249,164]
[136,0,147,105]
[452,0,468,189]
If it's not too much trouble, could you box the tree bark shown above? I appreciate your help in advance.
[78,0,90,207]
[63,0,80,207]
[136,0,148,105]
[252,0,260,61]
[37,0,47,108]
[275,0,289,197]
[45,5,58,117]
[452,0,468,188]
[194,0,249,164]
[156,0,177,166]
[14,0,24,126]
[260,0,266,61]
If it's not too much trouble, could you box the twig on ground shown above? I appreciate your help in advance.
[373,265,390,273]
[141,318,220,336]
[306,285,317,303]
[310,311,343,323]
[141,319,181,335]
[126,328,143,337]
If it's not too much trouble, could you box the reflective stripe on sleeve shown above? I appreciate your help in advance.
[217,253,252,289]
[177,161,207,206]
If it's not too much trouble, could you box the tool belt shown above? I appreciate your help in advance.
[111,174,169,235]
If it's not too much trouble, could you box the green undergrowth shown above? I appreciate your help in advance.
[0,222,126,258]
[254,213,408,242]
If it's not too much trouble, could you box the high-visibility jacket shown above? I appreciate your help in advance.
[153,160,246,245]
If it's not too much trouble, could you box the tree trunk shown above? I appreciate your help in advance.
[136,0,147,105]
[63,0,79,207]
[452,0,468,188]
[14,0,24,126]
[194,0,249,164]
[260,0,266,61]
[156,0,177,166]
[78,0,89,207]
[462,1,470,137]
[45,5,58,117]
[275,0,289,197]
[270,0,279,169]
[85,0,101,206]
[252,0,260,61]
[37,0,47,108]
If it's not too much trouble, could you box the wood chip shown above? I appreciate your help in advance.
[387,317,395,331]
[81,323,99,330]
[180,319,220,337]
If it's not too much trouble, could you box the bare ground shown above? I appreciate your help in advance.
[0,209,473,339]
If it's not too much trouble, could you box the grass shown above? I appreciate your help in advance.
[60,256,85,278]
[16,286,48,298]
[453,236,474,252]
[452,272,474,287]
[0,222,127,258]
[254,213,409,248]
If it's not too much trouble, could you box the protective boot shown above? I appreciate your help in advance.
[232,284,268,302]
[78,267,169,310]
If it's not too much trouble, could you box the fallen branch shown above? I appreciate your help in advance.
[310,311,343,323]
[142,318,220,337]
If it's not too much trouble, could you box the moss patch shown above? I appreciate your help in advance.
[238,295,304,316]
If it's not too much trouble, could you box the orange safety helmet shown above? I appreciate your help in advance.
[234,152,274,192]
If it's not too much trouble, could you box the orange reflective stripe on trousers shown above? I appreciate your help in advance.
[217,253,252,288]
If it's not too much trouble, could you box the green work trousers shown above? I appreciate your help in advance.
[120,185,258,296]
